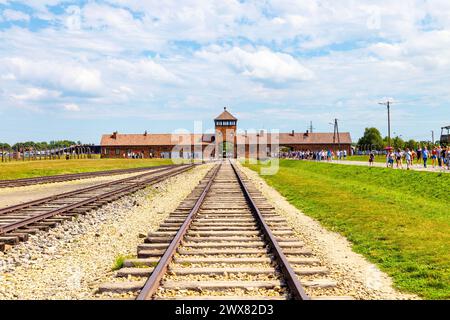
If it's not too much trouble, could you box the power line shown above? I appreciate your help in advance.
[329,119,341,151]
[378,100,396,148]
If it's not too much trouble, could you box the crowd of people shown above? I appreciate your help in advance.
[379,146,450,170]
[279,149,348,161]
[278,146,450,171]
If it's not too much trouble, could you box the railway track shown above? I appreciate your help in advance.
[99,161,347,300]
[0,164,176,188]
[0,164,195,252]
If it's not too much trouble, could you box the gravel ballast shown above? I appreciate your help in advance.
[237,162,419,300]
[0,164,212,300]
[0,170,167,208]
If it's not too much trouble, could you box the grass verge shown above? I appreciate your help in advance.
[244,159,450,299]
[346,155,386,163]
[0,158,174,180]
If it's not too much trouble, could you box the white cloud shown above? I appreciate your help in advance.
[63,103,80,111]
[369,43,404,59]
[1,73,15,80]
[106,58,180,84]
[3,57,103,95]
[199,47,314,83]
[10,87,61,101]
[2,9,30,22]
[81,3,141,31]
[65,6,81,31]
[0,0,449,142]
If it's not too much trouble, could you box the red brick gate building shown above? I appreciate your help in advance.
[100,108,352,159]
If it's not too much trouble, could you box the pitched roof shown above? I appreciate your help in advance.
[100,132,352,146]
[215,108,237,121]
[100,133,210,147]
[236,132,352,145]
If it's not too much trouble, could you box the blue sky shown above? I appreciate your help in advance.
[0,0,449,144]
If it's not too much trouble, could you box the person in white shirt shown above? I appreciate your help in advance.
[405,148,412,170]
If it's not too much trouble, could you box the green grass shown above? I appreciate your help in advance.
[244,159,450,299]
[346,155,386,163]
[112,254,135,271]
[0,158,174,180]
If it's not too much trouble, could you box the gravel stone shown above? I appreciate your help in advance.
[0,164,212,300]
[237,162,419,300]
[0,170,164,208]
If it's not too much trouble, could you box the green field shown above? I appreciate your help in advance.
[0,158,174,180]
[244,159,450,299]
[346,155,386,163]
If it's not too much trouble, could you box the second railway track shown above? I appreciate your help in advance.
[0,164,176,188]
[0,164,195,252]
[99,161,347,300]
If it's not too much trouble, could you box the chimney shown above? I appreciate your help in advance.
[304,130,309,138]
[144,130,148,136]
[291,130,295,136]
[112,131,118,139]
[244,130,247,137]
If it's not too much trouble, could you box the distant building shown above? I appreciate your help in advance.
[100,108,352,159]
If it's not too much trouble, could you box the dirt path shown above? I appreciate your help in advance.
[316,159,449,173]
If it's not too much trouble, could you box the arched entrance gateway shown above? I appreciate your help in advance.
[214,107,237,159]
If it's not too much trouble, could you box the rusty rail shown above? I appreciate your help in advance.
[0,164,176,188]
[136,160,309,300]
[136,163,221,300]
[0,164,194,236]
[0,165,179,215]
[230,160,310,300]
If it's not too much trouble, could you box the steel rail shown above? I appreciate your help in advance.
[0,164,194,235]
[0,165,184,215]
[136,163,221,300]
[229,160,310,300]
[0,164,176,188]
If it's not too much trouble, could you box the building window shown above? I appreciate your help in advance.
[115,149,120,155]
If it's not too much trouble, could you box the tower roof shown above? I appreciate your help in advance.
[215,107,237,121]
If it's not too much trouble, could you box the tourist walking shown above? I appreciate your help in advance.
[405,148,412,170]
[387,150,394,168]
[395,149,403,169]
[369,151,375,166]
[422,147,429,168]
[447,146,450,170]
[431,147,437,168]
[416,146,422,166]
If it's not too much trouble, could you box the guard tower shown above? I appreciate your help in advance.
[214,107,237,158]
[441,126,450,146]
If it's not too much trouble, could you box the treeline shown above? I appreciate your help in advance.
[0,140,83,150]
[357,127,442,150]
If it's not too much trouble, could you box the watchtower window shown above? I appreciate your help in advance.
[215,120,236,126]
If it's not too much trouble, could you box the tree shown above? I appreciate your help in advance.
[11,140,77,150]
[357,127,384,150]
[392,136,405,149]
[405,139,417,150]
[0,142,11,149]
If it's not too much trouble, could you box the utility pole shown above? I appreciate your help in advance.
[332,118,341,151]
[378,100,394,148]
[309,121,314,133]
[431,130,434,145]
